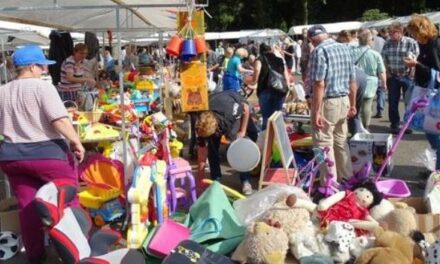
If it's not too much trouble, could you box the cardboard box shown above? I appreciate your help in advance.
[349,133,393,176]
[0,197,20,234]
[391,197,440,235]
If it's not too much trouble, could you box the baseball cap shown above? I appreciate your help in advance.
[13,45,56,67]
[307,25,327,38]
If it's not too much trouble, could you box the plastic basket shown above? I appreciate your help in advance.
[376,179,411,198]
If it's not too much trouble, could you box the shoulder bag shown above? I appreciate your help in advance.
[263,55,288,94]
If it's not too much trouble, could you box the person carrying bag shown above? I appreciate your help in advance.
[263,55,288,94]
[404,69,440,134]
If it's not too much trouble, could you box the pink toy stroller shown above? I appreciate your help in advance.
[373,99,429,197]
[318,98,429,198]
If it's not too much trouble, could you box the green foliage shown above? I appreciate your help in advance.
[360,9,390,21]
[205,0,435,32]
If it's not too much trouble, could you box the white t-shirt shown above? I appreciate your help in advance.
[0,78,68,143]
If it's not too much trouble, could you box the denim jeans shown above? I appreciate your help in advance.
[258,89,285,130]
[426,133,440,170]
[376,86,386,114]
[207,119,259,183]
[387,76,414,128]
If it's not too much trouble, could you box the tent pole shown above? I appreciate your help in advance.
[1,38,7,84]
[116,7,128,185]
[158,32,164,107]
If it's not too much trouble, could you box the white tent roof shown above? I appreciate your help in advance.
[288,12,440,35]
[289,21,363,35]
[0,28,50,47]
[205,30,256,40]
[205,29,286,41]
[0,0,185,33]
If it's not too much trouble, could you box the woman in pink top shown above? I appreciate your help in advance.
[0,45,84,264]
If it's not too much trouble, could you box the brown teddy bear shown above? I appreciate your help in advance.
[354,227,414,264]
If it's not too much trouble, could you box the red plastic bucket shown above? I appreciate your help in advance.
[166,35,183,56]
[194,36,207,54]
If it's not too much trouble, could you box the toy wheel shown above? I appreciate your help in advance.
[94,215,105,227]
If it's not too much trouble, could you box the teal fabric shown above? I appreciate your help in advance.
[184,181,245,254]
[226,55,242,77]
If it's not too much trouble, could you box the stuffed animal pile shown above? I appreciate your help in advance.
[232,181,437,264]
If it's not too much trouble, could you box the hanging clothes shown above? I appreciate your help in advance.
[48,31,73,86]
[85,32,99,60]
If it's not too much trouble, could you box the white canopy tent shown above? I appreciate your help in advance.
[0,0,204,185]
[288,21,363,35]
[0,0,186,33]
[289,11,440,36]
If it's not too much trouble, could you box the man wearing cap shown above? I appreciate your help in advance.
[0,45,84,263]
[307,25,357,183]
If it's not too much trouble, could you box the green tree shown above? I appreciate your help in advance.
[360,9,390,21]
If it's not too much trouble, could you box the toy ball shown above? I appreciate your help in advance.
[0,231,20,260]
[227,138,261,172]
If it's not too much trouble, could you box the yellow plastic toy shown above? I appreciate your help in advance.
[126,160,168,249]
[135,78,155,92]
[202,179,246,200]
[78,188,121,209]
[169,139,183,158]
[127,165,153,249]
[82,123,120,142]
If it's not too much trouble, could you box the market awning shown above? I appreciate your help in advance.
[0,0,187,33]
[288,21,364,35]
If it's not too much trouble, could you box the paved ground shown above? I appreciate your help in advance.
[4,97,432,263]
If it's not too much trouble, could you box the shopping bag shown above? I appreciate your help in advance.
[184,181,245,254]
[404,69,439,132]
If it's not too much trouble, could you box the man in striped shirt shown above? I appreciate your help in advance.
[307,25,357,183]
[58,43,96,101]
[381,22,419,134]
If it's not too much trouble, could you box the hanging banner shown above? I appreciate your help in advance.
[177,10,205,35]
[180,61,209,112]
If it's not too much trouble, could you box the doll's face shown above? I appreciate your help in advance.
[354,187,374,208]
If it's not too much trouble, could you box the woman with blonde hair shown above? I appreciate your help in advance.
[404,14,440,170]
[222,47,253,92]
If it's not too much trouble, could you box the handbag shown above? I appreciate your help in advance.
[263,55,288,94]
[147,219,191,257]
[162,240,236,264]
[404,69,440,133]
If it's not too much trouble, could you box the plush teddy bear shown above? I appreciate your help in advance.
[263,193,316,236]
[243,220,289,264]
[369,199,417,237]
[354,227,414,264]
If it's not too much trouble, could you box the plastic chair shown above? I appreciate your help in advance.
[33,180,144,264]
[159,128,197,213]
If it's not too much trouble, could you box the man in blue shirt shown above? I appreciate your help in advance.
[307,25,357,183]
